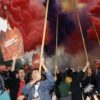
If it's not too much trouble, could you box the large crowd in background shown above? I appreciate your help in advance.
[0,54,100,100]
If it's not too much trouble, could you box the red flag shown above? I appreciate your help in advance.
[1,27,24,61]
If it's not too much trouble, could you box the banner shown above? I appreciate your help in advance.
[1,27,24,61]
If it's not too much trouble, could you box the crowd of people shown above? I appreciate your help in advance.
[0,54,100,100]
[54,62,100,100]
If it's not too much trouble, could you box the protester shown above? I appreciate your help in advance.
[22,58,55,100]
[9,57,27,100]
[95,60,100,99]
[55,69,72,100]
[82,67,98,100]
[71,61,90,100]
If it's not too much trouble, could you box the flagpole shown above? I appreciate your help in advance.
[73,0,89,62]
[54,17,58,79]
[39,0,49,73]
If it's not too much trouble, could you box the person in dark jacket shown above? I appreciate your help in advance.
[8,57,27,100]
[82,67,98,100]
[71,61,89,100]
[95,60,100,99]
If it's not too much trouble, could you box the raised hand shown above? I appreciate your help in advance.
[86,61,90,68]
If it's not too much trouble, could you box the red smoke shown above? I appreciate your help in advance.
[65,31,83,54]
[79,0,94,3]
[0,0,52,52]
[88,1,100,41]
[0,0,100,53]
[63,0,100,54]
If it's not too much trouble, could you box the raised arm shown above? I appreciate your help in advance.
[9,57,17,78]
[41,58,55,91]
[11,57,16,72]
[83,61,90,72]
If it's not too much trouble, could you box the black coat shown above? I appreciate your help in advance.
[82,74,97,99]
[8,71,27,100]
[95,71,100,94]
[71,71,85,100]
